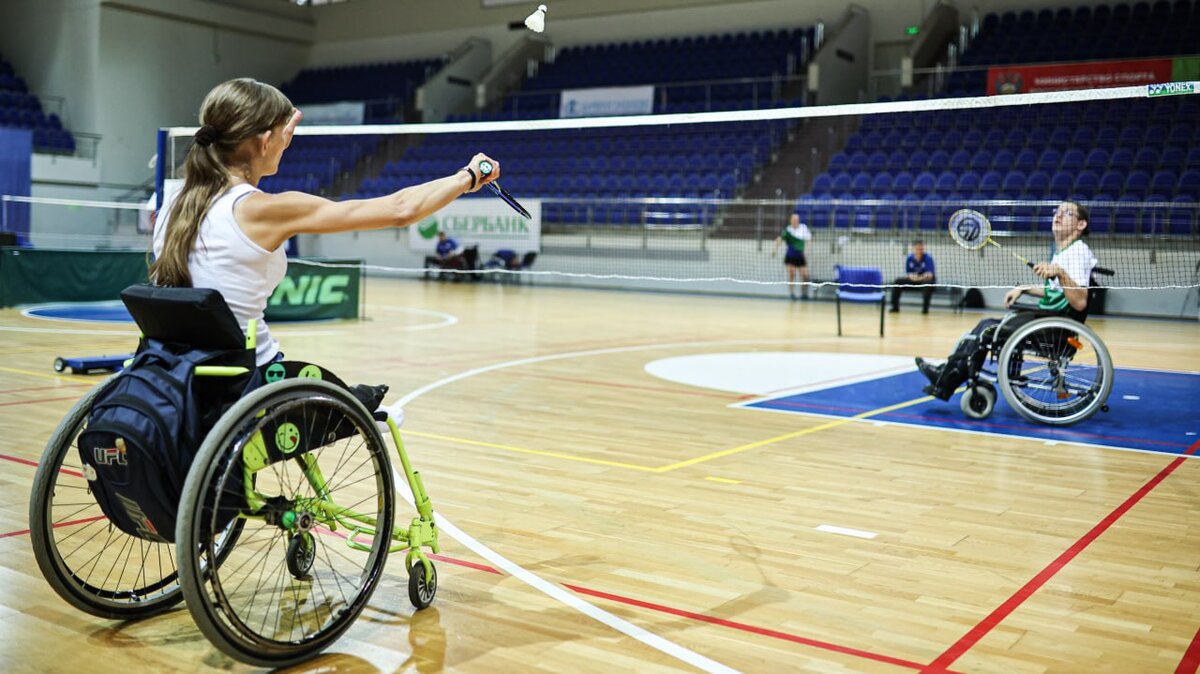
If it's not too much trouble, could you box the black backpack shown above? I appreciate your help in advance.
[76,285,253,543]
[78,344,227,542]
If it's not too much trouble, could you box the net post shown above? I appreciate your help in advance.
[155,128,166,211]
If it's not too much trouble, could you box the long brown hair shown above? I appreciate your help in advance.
[150,78,293,287]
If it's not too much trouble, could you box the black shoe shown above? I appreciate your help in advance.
[888,307,900,313]
[921,307,930,314]
[915,357,942,384]
[921,383,953,401]
[350,383,389,412]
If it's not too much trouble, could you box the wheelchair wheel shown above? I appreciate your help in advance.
[28,378,185,619]
[998,317,1113,426]
[408,559,437,609]
[960,381,997,419]
[176,379,395,668]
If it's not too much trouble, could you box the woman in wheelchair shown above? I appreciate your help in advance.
[30,78,490,667]
[914,202,1110,423]
[151,78,500,367]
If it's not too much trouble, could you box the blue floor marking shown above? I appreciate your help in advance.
[745,369,1200,456]
[25,302,133,322]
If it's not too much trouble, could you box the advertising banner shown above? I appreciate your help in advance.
[559,85,655,118]
[298,101,366,126]
[408,199,541,253]
[266,259,361,321]
[987,58,1174,94]
[1171,56,1200,82]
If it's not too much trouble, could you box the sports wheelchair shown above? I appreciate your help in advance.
[954,306,1114,426]
[28,285,440,668]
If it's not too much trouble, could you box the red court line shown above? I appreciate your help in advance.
[0,515,106,540]
[430,552,502,575]
[765,399,1190,449]
[923,440,1200,673]
[0,396,80,408]
[1,384,90,394]
[1178,627,1200,674]
[564,583,946,672]
[756,364,916,398]
[0,444,941,669]
[0,453,40,469]
[0,453,85,478]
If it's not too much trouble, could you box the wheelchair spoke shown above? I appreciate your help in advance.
[177,380,396,664]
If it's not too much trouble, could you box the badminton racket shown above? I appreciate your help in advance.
[948,208,1032,268]
[478,160,531,219]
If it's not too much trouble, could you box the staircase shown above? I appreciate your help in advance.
[328,106,423,199]
[710,114,858,239]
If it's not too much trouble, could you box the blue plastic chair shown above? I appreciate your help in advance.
[834,265,886,337]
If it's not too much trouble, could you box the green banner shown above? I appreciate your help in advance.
[265,258,362,322]
[1172,56,1200,83]
[0,247,148,307]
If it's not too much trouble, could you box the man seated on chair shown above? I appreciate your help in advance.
[915,201,1096,401]
[424,231,466,280]
[890,239,935,314]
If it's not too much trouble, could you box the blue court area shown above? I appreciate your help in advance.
[25,302,133,322]
[745,369,1200,456]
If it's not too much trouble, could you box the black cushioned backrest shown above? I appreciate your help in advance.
[120,285,245,350]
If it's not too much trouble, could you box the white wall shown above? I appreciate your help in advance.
[96,3,312,185]
[810,6,872,104]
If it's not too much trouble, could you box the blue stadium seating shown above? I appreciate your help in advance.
[0,55,75,153]
[280,59,442,123]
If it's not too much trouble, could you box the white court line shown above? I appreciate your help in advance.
[363,305,458,331]
[816,525,878,540]
[399,499,738,674]
[385,338,839,673]
[382,338,1199,669]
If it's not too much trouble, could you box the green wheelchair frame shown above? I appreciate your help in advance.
[31,308,441,669]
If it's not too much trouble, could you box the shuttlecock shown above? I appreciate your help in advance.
[524,4,546,33]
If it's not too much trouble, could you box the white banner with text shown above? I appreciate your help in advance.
[559,85,655,118]
[409,199,542,253]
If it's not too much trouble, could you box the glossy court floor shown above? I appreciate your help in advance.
[1,278,1199,673]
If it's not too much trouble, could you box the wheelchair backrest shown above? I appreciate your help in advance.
[120,284,245,350]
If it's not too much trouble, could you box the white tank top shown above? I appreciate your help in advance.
[153,183,286,365]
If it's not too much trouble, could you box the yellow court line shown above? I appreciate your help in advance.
[403,429,660,472]
[704,476,742,484]
[656,394,937,472]
[0,365,94,385]
[405,393,940,475]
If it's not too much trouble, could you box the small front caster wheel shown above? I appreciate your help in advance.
[408,560,437,609]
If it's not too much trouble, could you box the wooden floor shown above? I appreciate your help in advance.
[2,278,1199,674]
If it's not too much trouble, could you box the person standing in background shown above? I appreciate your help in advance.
[772,213,812,300]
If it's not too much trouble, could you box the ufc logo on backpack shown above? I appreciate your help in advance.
[92,438,128,466]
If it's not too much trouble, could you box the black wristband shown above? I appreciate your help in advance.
[459,166,477,191]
